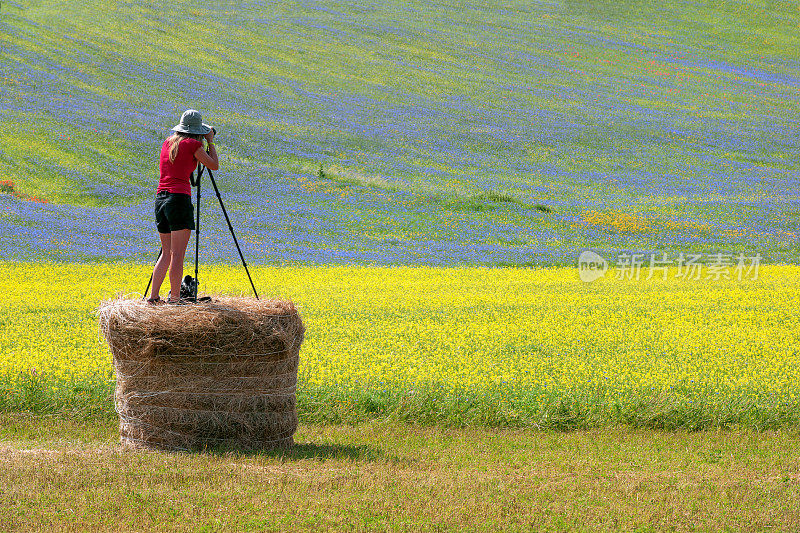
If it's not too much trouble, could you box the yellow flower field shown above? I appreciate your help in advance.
[3,261,800,427]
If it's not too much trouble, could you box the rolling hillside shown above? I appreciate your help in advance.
[1,0,798,264]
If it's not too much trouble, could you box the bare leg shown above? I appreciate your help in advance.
[149,232,172,300]
[168,229,192,300]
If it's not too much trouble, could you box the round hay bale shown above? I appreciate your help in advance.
[98,296,305,452]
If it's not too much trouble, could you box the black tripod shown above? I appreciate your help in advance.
[143,149,259,302]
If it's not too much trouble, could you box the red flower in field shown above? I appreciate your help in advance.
[0,180,14,193]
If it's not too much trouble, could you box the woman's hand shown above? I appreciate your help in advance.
[204,129,215,143]
[195,141,219,171]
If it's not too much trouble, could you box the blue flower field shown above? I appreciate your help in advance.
[1,0,798,265]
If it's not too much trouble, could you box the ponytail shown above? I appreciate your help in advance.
[167,132,202,162]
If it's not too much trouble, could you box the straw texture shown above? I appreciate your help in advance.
[98,296,305,452]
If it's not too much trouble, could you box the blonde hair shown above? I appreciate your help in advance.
[167,132,202,162]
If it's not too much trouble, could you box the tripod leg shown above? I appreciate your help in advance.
[193,166,203,302]
[142,247,163,299]
[206,169,260,300]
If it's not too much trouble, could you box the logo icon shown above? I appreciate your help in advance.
[578,250,608,282]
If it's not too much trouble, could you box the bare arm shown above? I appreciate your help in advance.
[195,130,219,170]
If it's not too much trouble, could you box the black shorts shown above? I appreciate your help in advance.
[155,191,195,233]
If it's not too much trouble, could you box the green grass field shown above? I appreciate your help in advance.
[4,414,800,531]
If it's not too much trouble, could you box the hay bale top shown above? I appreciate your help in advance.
[98,296,305,361]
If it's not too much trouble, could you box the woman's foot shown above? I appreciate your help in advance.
[166,293,188,305]
[146,296,163,305]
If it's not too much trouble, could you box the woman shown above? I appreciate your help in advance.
[147,109,218,304]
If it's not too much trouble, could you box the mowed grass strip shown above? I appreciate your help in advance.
[2,414,800,531]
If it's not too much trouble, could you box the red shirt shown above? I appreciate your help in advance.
[157,137,203,195]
